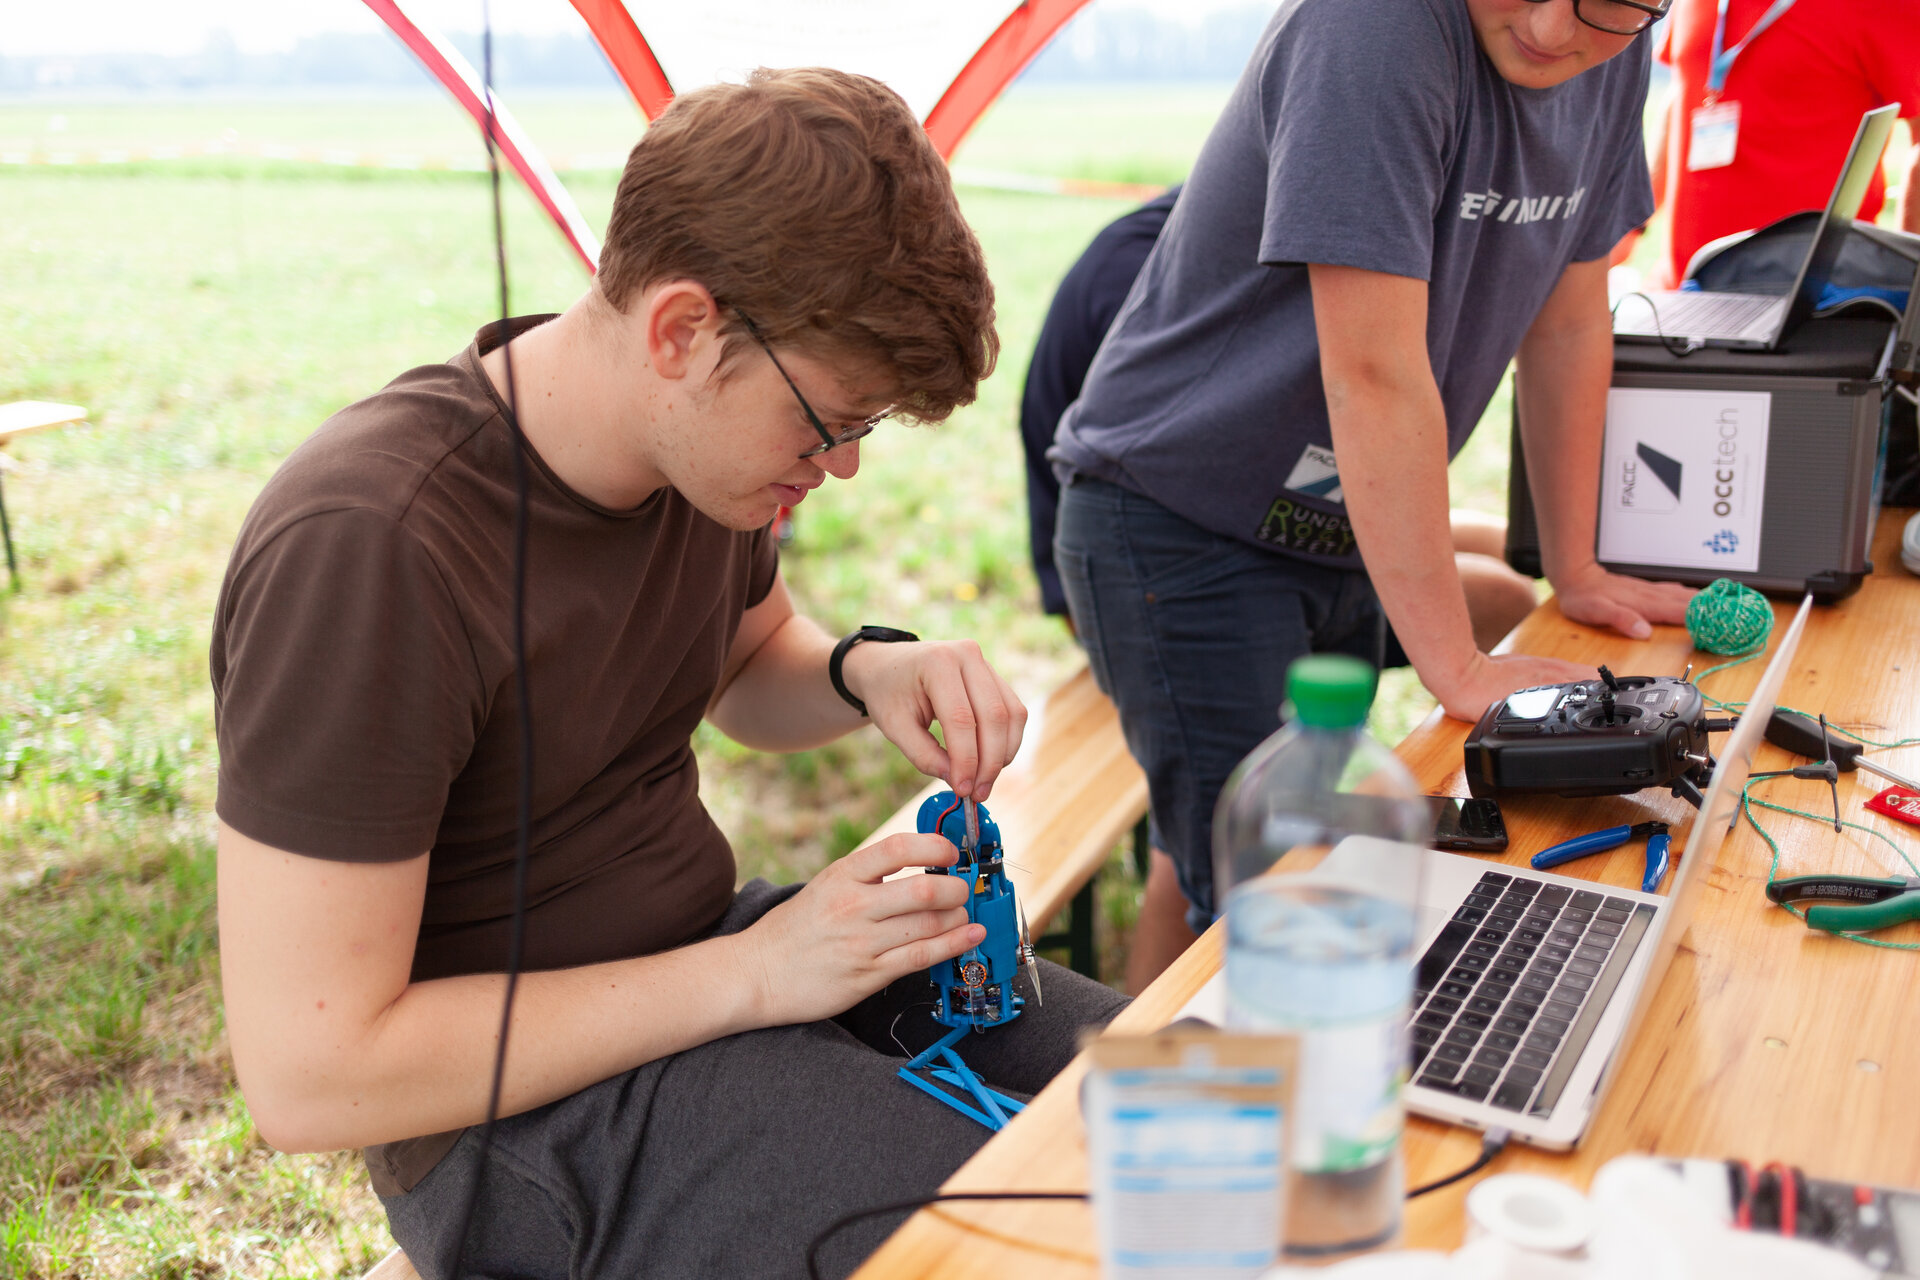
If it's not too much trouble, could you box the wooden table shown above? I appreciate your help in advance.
[0,400,86,589]
[852,511,1920,1277]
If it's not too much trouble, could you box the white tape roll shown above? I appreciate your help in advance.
[1465,1173,1593,1255]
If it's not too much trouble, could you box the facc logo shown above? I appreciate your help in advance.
[1618,442,1683,513]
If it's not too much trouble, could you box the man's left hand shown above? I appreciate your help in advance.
[841,639,1027,800]
[1551,562,1696,640]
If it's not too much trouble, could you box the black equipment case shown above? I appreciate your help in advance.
[1505,316,1899,603]
[1507,213,1919,602]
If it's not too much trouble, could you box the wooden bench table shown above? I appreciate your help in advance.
[0,400,86,589]
[849,509,1920,1278]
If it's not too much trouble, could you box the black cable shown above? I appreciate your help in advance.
[807,1124,1509,1277]
[1406,1127,1511,1199]
[804,1191,1088,1280]
[1611,291,1706,358]
[448,1,535,1271]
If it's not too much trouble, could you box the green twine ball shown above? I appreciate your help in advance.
[1686,578,1773,655]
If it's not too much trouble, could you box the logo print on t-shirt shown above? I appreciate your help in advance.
[1256,497,1357,558]
[1283,443,1344,503]
[1458,186,1587,224]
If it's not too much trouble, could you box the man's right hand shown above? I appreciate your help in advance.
[730,832,986,1026]
[1428,650,1596,724]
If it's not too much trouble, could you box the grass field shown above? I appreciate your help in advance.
[1,85,1524,1277]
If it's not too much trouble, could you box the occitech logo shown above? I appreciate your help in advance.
[1709,407,1745,518]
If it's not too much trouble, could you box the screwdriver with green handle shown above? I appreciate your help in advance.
[1765,708,1920,792]
[1766,875,1920,933]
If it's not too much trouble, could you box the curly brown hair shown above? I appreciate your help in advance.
[596,67,998,423]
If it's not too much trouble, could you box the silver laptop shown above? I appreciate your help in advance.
[1613,105,1897,350]
[1178,594,1812,1150]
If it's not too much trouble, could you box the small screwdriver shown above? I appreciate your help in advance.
[1765,708,1920,792]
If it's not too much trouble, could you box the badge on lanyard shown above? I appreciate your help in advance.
[1688,99,1741,171]
[1689,0,1796,173]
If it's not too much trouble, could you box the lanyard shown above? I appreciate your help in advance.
[1708,0,1797,96]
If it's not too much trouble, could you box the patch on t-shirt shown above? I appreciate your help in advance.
[1283,444,1344,502]
[1256,496,1357,558]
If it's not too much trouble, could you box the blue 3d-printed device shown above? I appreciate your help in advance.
[897,790,1042,1130]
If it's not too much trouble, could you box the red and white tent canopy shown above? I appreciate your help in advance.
[367,0,1095,270]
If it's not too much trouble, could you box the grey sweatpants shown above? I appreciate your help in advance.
[380,878,1129,1280]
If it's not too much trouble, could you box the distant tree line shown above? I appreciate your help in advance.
[0,30,621,95]
[0,6,1269,96]
[1024,5,1269,83]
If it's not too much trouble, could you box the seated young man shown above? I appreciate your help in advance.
[212,68,1127,1280]
[1050,0,1698,943]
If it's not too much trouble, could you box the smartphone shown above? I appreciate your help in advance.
[1428,795,1507,853]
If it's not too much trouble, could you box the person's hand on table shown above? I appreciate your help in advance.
[840,639,1028,800]
[1425,566,1696,721]
[1550,561,1696,640]
[1429,650,1599,723]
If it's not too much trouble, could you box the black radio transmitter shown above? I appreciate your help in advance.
[1463,667,1721,806]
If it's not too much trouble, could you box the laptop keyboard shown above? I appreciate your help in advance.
[1408,870,1653,1117]
[1620,290,1778,337]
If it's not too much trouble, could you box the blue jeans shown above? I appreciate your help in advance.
[1054,476,1406,932]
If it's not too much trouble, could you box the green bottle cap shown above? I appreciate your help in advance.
[1287,654,1379,729]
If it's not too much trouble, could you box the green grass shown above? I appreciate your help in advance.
[0,86,1529,1275]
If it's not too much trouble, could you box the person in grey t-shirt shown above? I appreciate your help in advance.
[1051,0,1697,970]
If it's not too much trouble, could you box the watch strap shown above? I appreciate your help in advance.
[830,625,919,717]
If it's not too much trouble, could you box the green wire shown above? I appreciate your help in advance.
[1693,653,1920,751]
[1688,630,1920,947]
[1743,777,1920,951]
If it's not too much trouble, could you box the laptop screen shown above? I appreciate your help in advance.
[1645,595,1813,984]
[1773,105,1899,342]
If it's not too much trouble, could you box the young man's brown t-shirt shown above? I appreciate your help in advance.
[211,316,779,1190]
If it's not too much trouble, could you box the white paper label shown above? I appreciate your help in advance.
[1088,1075,1286,1278]
[1688,100,1741,171]
[1596,387,1772,574]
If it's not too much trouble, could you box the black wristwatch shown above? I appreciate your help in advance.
[830,625,920,717]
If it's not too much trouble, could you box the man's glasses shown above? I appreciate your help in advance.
[1523,0,1670,36]
[739,315,894,458]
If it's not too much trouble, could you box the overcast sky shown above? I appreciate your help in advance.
[13,0,1252,58]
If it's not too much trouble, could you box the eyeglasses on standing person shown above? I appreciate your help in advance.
[738,314,897,458]
[1523,0,1671,36]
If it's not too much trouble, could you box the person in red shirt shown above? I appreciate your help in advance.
[1627,0,1920,288]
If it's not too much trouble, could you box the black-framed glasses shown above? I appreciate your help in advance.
[1522,0,1670,36]
[739,314,895,459]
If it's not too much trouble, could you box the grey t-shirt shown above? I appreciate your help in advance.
[1051,0,1655,567]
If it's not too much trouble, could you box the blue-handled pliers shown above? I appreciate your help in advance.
[1531,821,1673,893]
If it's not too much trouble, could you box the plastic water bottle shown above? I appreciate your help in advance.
[1212,654,1427,1263]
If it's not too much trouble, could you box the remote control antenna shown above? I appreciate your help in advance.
[1818,714,1842,832]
